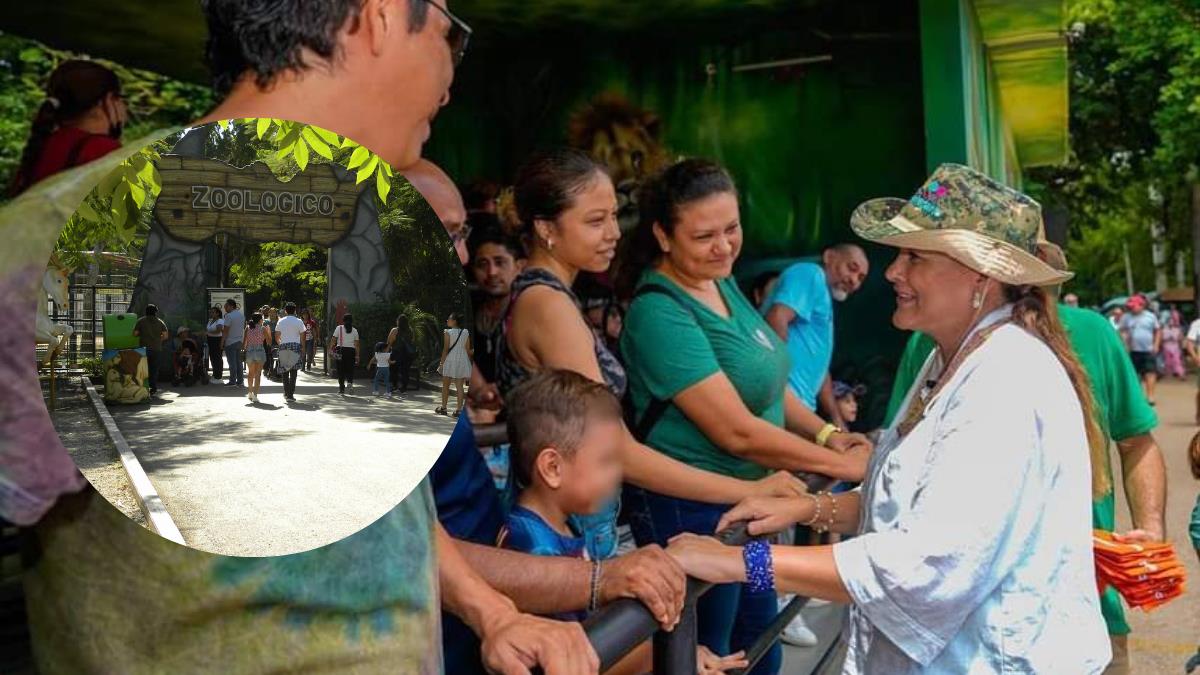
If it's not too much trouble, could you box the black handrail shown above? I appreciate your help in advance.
[475,421,841,674]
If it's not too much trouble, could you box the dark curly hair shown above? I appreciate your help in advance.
[201,0,429,95]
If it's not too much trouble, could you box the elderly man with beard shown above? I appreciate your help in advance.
[763,243,869,428]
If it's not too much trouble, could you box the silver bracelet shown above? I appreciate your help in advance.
[588,560,602,613]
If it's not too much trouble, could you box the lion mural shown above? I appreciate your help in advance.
[567,93,672,232]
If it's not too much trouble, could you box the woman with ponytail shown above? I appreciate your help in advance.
[8,60,127,197]
[670,165,1113,674]
[496,148,807,562]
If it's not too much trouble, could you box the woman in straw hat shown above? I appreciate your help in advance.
[667,164,1112,673]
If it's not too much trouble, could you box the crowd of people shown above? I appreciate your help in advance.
[8,2,1195,674]
[420,142,1181,675]
[131,298,335,404]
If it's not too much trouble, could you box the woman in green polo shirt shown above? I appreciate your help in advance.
[618,159,869,674]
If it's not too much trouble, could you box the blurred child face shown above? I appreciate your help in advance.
[605,310,623,341]
[541,415,624,516]
[836,394,858,424]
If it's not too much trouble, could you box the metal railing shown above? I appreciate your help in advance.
[475,423,839,674]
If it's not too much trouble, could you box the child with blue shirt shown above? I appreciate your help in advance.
[368,342,394,398]
[498,369,747,674]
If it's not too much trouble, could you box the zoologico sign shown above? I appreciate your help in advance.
[153,156,362,246]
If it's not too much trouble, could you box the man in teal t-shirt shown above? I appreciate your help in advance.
[885,302,1166,675]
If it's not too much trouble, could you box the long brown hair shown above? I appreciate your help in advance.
[8,60,121,197]
[1005,284,1108,498]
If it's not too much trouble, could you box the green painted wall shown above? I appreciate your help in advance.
[424,4,928,428]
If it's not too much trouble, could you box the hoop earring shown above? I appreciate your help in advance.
[971,289,983,309]
[546,238,554,251]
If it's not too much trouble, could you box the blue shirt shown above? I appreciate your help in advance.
[497,505,590,623]
[1120,311,1159,353]
[430,415,503,675]
[223,309,245,346]
[762,262,833,407]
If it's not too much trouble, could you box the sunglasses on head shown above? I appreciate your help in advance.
[422,0,472,67]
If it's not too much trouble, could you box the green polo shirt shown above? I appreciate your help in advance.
[884,304,1158,635]
[621,272,791,482]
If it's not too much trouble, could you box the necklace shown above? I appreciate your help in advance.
[897,320,1010,438]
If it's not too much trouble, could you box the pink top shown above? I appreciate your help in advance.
[245,325,267,347]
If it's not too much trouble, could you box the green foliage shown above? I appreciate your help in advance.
[229,242,328,320]
[1026,0,1200,304]
[345,301,443,371]
[378,179,471,335]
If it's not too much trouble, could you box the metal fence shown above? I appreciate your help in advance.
[40,276,136,365]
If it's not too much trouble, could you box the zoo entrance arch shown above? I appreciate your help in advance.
[129,129,395,336]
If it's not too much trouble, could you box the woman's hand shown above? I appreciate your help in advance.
[666,534,745,585]
[828,431,872,455]
[749,470,808,500]
[717,495,808,537]
[697,646,747,675]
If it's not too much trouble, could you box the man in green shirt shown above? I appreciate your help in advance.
[884,243,1167,675]
[132,303,168,396]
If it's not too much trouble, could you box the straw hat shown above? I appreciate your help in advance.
[850,164,1071,287]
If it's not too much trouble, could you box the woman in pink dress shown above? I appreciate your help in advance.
[1161,309,1186,379]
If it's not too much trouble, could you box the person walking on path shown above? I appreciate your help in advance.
[301,307,320,372]
[274,302,307,402]
[369,341,395,398]
[387,314,416,395]
[329,313,360,395]
[132,303,167,396]
[263,307,280,381]
[1120,294,1161,405]
[220,298,245,388]
[242,312,271,404]
[205,306,224,382]
[1161,310,1186,379]
[437,313,472,416]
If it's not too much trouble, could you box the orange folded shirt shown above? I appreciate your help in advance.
[1093,530,1188,612]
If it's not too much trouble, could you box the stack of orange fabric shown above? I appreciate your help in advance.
[1093,530,1187,611]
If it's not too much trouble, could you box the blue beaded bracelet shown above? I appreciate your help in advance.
[744,539,775,593]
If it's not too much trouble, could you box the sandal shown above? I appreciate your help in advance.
[435,406,447,415]
[451,408,461,418]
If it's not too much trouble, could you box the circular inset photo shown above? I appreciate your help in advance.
[36,119,469,556]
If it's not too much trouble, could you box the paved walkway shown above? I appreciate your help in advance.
[1114,378,1199,673]
[106,366,456,556]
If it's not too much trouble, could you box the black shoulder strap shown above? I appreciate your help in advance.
[627,282,698,442]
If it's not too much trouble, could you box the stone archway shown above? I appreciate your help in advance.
[129,129,394,337]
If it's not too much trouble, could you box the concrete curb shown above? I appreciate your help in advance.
[81,377,186,545]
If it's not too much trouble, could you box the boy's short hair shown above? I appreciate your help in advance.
[375,341,388,353]
[506,369,623,487]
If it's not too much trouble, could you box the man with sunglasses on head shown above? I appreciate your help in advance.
[19,2,602,674]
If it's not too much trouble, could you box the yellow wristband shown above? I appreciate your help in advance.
[816,423,840,447]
